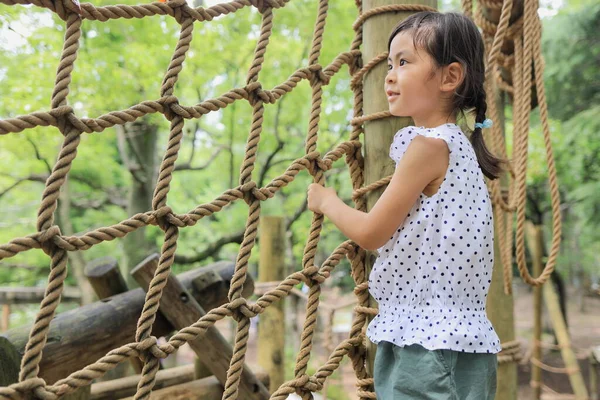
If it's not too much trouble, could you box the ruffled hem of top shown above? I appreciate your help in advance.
[366,306,502,354]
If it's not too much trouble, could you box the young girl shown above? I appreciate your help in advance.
[307,11,502,399]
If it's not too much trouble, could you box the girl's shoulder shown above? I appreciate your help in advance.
[390,123,464,163]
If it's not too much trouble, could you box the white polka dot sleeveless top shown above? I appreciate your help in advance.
[366,123,501,354]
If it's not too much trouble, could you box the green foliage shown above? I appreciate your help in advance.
[542,2,600,122]
[0,0,360,290]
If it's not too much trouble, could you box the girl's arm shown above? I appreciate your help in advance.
[307,135,449,251]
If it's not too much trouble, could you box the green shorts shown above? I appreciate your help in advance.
[374,341,497,399]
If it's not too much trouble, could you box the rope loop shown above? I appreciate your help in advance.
[137,336,167,363]
[39,225,62,255]
[166,212,194,227]
[162,95,181,121]
[245,82,275,106]
[304,265,326,285]
[227,297,258,321]
[291,374,321,395]
[4,377,58,400]
[240,180,267,204]
[308,64,331,86]
[154,206,175,231]
[168,0,189,23]
[316,157,332,172]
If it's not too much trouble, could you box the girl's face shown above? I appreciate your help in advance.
[385,31,445,123]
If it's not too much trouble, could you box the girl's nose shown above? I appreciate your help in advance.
[386,70,395,84]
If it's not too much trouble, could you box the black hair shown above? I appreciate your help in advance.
[388,11,504,180]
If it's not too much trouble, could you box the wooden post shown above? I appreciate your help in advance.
[362,0,437,375]
[485,88,518,400]
[590,347,599,400]
[84,257,143,376]
[85,256,129,300]
[525,222,588,398]
[525,221,543,399]
[543,274,589,398]
[1,304,9,332]
[257,216,286,392]
[131,255,270,400]
[487,238,518,400]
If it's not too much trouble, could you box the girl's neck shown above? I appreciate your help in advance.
[412,114,457,129]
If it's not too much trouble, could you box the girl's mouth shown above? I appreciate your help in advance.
[387,91,399,101]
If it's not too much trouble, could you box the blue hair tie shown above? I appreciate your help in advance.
[474,118,493,129]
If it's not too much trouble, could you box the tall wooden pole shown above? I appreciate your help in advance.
[258,216,286,392]
[486,89,518,399]
[362,0,437,375]
[525,221,543,399]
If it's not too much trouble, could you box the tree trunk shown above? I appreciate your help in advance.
[117,120,158,289]
[57,176,95,305]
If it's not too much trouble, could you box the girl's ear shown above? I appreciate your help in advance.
[440,62,464,92]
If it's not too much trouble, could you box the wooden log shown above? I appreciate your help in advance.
[526,222,543,399]
[0,287,81,305]
[362,0,437,375]
[91,364,196,400]
[258,216,285,392]
[84,257,143,376]
[120,371,270,400]
[131,255,270,400]
[0,336,20,386]
[84,256,129,300]
[0,260,253,385]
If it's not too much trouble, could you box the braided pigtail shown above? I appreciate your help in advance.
[471,94,503,180]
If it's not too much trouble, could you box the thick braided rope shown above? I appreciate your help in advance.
[473,0,562,293]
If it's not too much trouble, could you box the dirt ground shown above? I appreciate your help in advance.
[171,282,600,399]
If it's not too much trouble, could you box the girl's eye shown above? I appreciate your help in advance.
[387,64,392,70]
[399,59,407,66]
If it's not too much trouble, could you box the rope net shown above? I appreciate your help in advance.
[0,0,561,398]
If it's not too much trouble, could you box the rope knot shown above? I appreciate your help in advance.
[245,82,275,105]
[154,206,175,230]
[5,377,58,400]
[308,64,331,85]
[240,181,266,203]
[168,0,188,23]
[291,374,321,394]
[167,212,194,227]
[228,297,258,321]
[316,157,332,172]
[160,95,181,120]
[304,265,326,285]
[38,225,62,255]
[138,336,167,362]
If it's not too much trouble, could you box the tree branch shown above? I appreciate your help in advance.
[258,99,286,187]
[116,125,147,185]
[25,137,52,174]
[0,173,47,200]
[71,193,127,210]
[174,229,245,264]
[174,146,225,172]
[286,198,308,231]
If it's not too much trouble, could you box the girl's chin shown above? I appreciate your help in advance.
[389,108,408,117]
